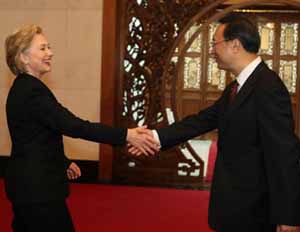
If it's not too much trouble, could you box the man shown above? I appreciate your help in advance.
[131,14,300,232]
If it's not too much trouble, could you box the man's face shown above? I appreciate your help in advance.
[211,24,232,71]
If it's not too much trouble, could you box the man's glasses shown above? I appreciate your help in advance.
[211,39,229,47]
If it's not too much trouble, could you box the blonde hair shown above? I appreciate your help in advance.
[5,24,43,75]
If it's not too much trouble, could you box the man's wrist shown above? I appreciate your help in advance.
[152,130,161,149]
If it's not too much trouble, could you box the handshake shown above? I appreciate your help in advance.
[66,126,159,180]
[126,126,160,156]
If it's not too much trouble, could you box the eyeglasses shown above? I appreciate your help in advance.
[211,39,229,47]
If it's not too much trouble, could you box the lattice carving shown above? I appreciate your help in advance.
[114,0,209,188]
[122,0,208,128]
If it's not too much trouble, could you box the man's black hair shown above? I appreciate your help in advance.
[219,13,261,53]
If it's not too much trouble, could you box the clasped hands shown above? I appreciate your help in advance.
[127,126,160,156]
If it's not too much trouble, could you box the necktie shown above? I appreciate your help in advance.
[229,80,238,103]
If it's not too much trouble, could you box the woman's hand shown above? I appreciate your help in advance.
[67,162,81,180]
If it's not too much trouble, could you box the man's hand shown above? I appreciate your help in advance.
[277,225,299,232]
[67,162,81,180]
[126,126,159,156]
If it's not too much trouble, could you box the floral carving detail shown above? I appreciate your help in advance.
[122,0,207,128]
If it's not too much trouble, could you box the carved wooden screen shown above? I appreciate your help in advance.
[111,0,300,188]
[257,13,300,134]
[113,0,209,188]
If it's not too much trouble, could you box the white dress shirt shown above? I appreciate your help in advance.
[235,56,261,92]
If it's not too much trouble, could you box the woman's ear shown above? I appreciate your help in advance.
[20,52,29,65]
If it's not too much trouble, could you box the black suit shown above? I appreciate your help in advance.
[157,62,300,231]
[5,73,127,231]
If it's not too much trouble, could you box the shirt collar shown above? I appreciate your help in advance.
[236,56,262,89]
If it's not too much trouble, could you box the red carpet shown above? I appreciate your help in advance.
[0,179,213,232]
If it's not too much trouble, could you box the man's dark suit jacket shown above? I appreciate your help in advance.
[157,62,300,228]
[5,73,127,205]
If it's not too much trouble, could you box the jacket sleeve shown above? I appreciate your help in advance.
[28,84,127,146]
[257,76,300,225]
[157,97,221,149]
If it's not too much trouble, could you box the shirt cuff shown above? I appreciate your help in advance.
[152,130,162,149]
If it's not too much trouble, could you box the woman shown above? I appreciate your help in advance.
[4,25,157,232]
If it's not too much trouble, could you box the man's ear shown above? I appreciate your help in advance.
[20,52,29,65]
[231,39,241,52]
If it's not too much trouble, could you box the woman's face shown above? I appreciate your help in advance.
[21,33,53,78]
